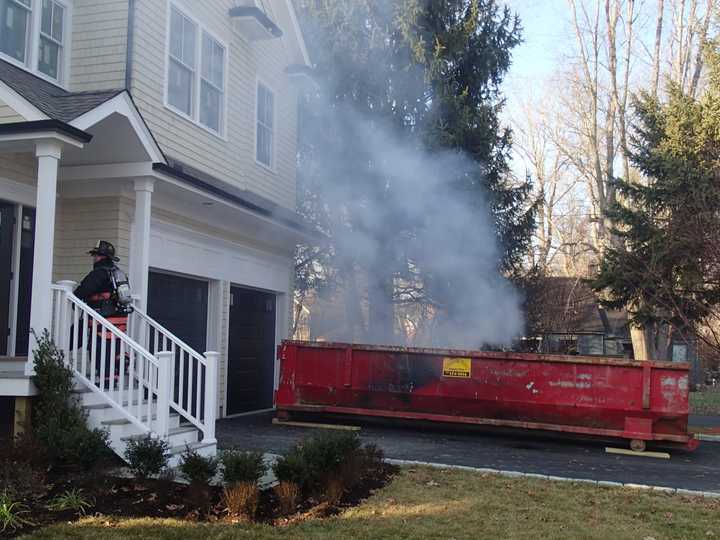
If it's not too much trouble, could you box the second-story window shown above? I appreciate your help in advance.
[0,0,31,63]
[38,0,64,79]
[168,6,196,116]
[166,4,226,136]
[0,0,69,84]
[256,82,274,168]
[200,32,224,133]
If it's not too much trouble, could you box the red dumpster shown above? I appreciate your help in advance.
[275,340,699,451]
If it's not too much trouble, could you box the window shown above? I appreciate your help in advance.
[168,6,196,116]
[38,0,64,79]
[256,82,274,167]
[0,0,68,83]
[0,0,31,63]
[672,343,688,362]
[200,31,224,132]
[166,4,226,135]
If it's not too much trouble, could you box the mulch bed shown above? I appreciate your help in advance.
[12,463,398,537]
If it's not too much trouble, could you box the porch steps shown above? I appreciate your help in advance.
[76,381,215,467]
[0,356,28,371]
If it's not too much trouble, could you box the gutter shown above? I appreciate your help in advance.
[0,119,93,144]
[125,0,136,91]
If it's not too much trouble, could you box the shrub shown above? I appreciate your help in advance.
[124,435,170,479]
[179,446,218,487]
[30,332,111,470]
[360,442,385,474]
[272,447,310,488]
[273,432,363,496]
[220,450,267,486]
[325,476,345,506]
[46,488,94,515]
[222,482,258,519]
[0,492,35,533]
[274,481,299,516]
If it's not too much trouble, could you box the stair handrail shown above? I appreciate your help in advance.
[50,282,164,436]
[128,305,217,444]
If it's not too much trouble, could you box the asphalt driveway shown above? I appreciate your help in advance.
[216,412,720,494]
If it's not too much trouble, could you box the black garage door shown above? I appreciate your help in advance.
[147,272,208,353]
[227,286,276,415]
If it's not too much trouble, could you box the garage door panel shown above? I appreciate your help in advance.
[227,286,276,415]
[147,272,209,354]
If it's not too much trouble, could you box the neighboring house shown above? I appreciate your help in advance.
[0,0,315,459]
[524,277,701,384]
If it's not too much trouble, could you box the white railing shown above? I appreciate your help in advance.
[50,282,165,436]
[126,304,217,444]
[50,282,217,444]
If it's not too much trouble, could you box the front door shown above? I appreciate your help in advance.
[14,208,34,356]
[0,203,14,355]
[227,286,276,415]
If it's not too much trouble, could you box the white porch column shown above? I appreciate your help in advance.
[26,141,62,375]
[130,178,154,310]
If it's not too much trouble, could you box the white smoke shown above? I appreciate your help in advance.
[304,102,525,349]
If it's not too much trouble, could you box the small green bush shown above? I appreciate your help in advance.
[272,431,363,495]
[179,446,218,486]
[30,332,111,470]
[0,492,35,533]
[124,435,170,479]
[272,447,310,488]
[46,488,94,515]
[220,450,267,486]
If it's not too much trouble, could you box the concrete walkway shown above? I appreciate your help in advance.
[217,412,720,494]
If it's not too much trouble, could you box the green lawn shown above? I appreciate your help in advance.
[690,390,720,415]
[22,467,720,540]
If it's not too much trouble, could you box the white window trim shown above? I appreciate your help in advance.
[254,77,276,172]
[0,0,73,89]
[164,1,228,140]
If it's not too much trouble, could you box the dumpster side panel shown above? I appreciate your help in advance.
[276,342,693,445]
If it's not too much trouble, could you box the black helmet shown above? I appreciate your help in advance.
[88,240,119,261]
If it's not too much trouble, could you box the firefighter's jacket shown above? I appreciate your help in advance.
[74,258,117,314]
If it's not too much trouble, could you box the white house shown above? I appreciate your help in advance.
[0,0,314,461]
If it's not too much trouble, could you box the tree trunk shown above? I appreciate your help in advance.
[689,0,715,97]
[652,0,665,97]
[341,261,365,342]
[367,265,395,345]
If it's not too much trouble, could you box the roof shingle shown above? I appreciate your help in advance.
[0,59,123,122]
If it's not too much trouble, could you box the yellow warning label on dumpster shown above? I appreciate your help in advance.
[442,357,471,378]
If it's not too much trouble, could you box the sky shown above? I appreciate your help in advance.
[503,0,570,95]
[501,1,571,175]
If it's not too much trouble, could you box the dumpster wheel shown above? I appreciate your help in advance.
[630,439,646,452]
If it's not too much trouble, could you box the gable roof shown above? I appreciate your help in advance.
[0,59,123,122]
[529,277,630,338]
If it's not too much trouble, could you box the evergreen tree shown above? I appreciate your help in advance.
[295,0,533,343]
[592,45,720,359]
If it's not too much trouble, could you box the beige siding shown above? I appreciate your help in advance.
[69,0,129,91]
[153,207,292,259]
[0,153,36,184]
[54,195,132,283]
[0,99,25,124]
[132,0,297,210]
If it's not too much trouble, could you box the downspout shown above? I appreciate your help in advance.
[124,0,136,91]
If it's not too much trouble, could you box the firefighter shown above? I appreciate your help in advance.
[74,241,130,384]
[74,240,121,316]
